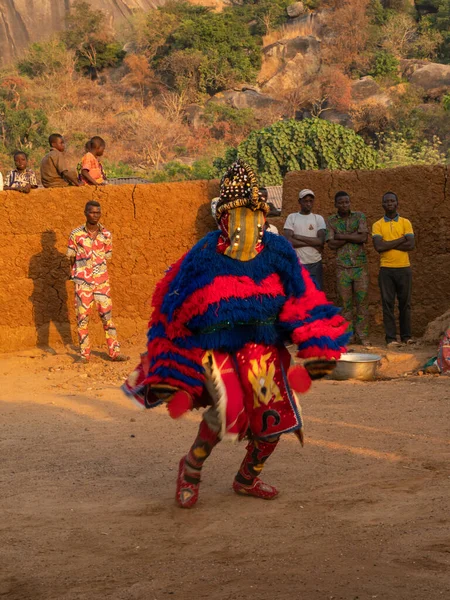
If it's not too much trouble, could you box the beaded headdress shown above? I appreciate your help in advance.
[215,160,269,220]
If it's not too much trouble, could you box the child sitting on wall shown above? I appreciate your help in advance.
[79,137,107,186]
[4,151,38,193]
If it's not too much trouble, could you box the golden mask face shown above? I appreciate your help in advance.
[224,207,265,262]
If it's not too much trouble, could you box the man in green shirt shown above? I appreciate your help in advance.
[327,191,370,346]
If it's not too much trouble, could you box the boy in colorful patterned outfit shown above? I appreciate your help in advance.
[67,201,128,363]
[123,161,349,508]
[327,191,369,346]
[4,151,38,193]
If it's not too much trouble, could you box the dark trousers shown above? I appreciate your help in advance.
[378,267,412,343]
[303,260,323,291]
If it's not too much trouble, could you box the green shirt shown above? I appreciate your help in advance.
[327,211,368,268]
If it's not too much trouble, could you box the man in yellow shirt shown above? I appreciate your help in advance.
[372,192,415,347]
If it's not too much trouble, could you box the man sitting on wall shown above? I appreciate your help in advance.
[40,134,80,188]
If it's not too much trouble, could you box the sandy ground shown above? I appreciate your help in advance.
[1,343,450,600]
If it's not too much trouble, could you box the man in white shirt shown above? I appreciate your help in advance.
[283,189,326,290]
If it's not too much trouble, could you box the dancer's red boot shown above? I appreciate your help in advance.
[176,456,201,508]
[232,437,280,500]
[232,477,279,500]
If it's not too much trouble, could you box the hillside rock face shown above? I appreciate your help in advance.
[0,0,166,67]
[401,60,450,97]
[260,35,321,93]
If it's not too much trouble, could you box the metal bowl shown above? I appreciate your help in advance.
[331,353,381,381]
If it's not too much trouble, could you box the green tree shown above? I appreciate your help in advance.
[153,2,261,96]
[227,0,291,36]
[377,133,447,167]
[18,40,74,79]
[368,51,399,78]
[214,119,379,185]
[0,102,48,152]
[62,0,125,78]
[425,0,450,62]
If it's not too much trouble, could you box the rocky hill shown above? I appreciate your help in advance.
[0,0,168,67]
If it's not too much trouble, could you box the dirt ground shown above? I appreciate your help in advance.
[1,343,450,600]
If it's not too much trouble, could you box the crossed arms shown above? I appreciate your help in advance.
[284,229,326,248]
[372,235,415,253]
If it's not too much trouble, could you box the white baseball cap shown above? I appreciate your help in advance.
[299,189,315,199]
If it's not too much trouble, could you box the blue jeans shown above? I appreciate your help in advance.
[303,261,323,291]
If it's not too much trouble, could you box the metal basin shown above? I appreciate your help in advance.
[331,353,381,381]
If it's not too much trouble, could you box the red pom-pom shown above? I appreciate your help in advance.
[287,365,312,394]
[167,390,193,419]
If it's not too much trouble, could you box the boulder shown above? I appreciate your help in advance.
[183,104,204,129]
[260,36,321,93]
[351,76,381,102]
[287,2,305,19]
[422,309,450,344]
[351,77,391,107]
[0,0,167,68]
[209,88,282,111]
[320,109,353,129]
[401,60,450,97]
[263,35,321,62]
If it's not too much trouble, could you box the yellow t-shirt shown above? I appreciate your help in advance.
[372,216,414,268]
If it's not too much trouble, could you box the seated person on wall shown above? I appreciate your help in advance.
[78,136,107,186]
[3,151,38,194]
[259,189,279,235]
[40,133,80,188]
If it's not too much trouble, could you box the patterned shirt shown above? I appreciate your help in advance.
[5,169,38,189]
[327,211,368,268]
[66,224,112,286]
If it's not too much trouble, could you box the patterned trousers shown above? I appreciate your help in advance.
[75,282,120,359]
[336,266,369,341]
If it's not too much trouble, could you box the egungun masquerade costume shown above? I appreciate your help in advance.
[123,161,349,508]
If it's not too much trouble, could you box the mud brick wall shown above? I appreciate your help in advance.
[0,182,219,353]
[278,165,450,337]
[1,166,449,353]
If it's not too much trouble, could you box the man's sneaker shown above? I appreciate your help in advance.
[77,356,89,364]
[387,340,402,349]
[232,477,279,500]
[175,457,200,509]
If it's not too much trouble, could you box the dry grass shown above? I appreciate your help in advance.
[263,19,316,47]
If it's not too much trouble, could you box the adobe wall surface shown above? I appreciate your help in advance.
[0,181,219,353]
[1,166,449,354]
[279,165,450,337]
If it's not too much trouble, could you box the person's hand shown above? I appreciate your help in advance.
[149,385,193,418]
[21,183,31,194]
[167,390,193,419]
[334,233,342,240]
[304,358,337,380]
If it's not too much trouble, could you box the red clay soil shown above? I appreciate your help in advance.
[1,343,449,600]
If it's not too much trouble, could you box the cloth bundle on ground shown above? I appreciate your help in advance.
[123,160,349,508]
